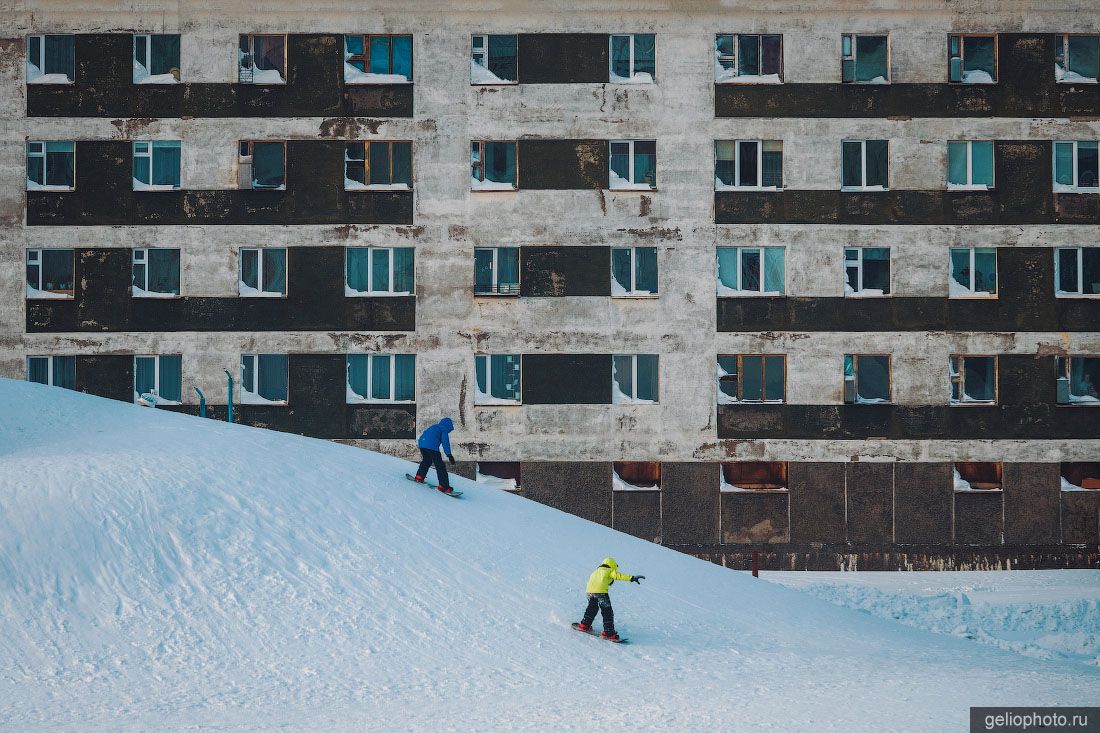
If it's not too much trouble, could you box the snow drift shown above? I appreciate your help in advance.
[0,379,1096,731]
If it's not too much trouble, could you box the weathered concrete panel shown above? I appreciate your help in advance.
[521,460,611,526]
[954,491,1004,545]
[661,462,718,546]
[613,490,661,543]
[788,462,845,543]
[1062,492,1100,545]
[721,491,790,544]
[895,462,952,545]
[1003,463,1060,545]
[846,462,893,544]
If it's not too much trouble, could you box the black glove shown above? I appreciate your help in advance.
[631,575,645,584]
[447,454,456,466]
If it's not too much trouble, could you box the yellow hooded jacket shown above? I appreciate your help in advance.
[586,557,634,594]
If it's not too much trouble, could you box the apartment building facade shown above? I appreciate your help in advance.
[3,1,1099,569]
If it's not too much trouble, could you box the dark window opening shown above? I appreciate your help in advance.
[722,461,787,490]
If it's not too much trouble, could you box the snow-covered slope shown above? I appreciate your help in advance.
[0,379,1096,731]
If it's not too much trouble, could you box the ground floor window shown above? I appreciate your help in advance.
[474,247,520,295]
[613,461,660,491]
[26,355,75,389]
[132,248,180,297]
[134,355,182,405]
[477,461,521,491]
[716,247,784,295]
[1056,356,1099,404]
[240,354,289,404]
[721,461,787,491]
[612,354,658,404]
[611,247,658,296]
[949,355,997,405]
[844,247,890,296]
[347,354,415,403]
[345,247,414,296]
[475,354,521,405]
[953,462,1003,491]
[239,248,287,297]
[949,247,997,297]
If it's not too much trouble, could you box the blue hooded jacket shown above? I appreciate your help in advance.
[417,417,454,456]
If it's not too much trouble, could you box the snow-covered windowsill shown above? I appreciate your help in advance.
[1055,292,1100,299]
[1053,184,1099,194]
[26,285,73,300]
[239,390,287,406]
[474,386,521,407]
[611,293,659,299]
[343,64,412,85]
[609,72,654,85]
[344,287,413,298]
[716,287,785,298]
[26,182,74,192]
[715,74,783,85]
[344,180,412,192]
[239,281,285,298]
[132,287,179,299]
[720,482,788,493]
[841,186,889,193]
[947,183,994,192]
[471,177,517,192]
[133,180,180,192]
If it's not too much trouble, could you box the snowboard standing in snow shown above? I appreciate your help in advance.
[573,557,644,643]
[405,473,463,498]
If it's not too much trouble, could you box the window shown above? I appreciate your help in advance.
[240,354,289,404]
[842,140,889,190]
[344,34,412,83]
[841,34,888,83]
[613,462,660,491]
[26,34,74,83]
[471,34,517,84]
[133,141,181,191]
[1056,35,1099,83]
[609,34,655,83]
[239,248,287,297]
[347,354,416,403]
[954,462,1003,491]
[474,247,520,295]
[715,140,783,190]
[238,34,286,84]
[474,354,521,405]
[949,355,997,405]
[611,247,658,296]
[134,355,182,405]
[133,34,180,83]
[949,34,997,83]
[345,247,414,296]
[238,141,286,190]
[26,141,75,191]
[1056,356,1100,405]
[1055,247,1100,297]
[471,141,517,191]
[844,248,890,296]
[947,141,994,190]
[844,354,891,404]
[132,248,180,298]
[27,356,76,389]
[1062,463,1100,490]
[949,247,997,297]
[477,462,522,491]
[344,141,412,190]
[1053,141,1099,192]
[612,354,658,404]
[721,462,787,491]
[717,354,785,404]
[716,246,785,296]
[609,140,656,190]
[714,34,782,83]
[26,249,74,299]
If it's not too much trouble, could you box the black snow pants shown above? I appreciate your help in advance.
[581,593,615,633]
[416,447,451,489]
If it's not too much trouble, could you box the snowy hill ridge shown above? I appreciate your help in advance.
[0,378,1096,732]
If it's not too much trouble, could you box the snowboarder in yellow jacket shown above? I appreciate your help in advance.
[573,557,644,641]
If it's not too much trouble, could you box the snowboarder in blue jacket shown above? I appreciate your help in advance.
[412,417,456,494]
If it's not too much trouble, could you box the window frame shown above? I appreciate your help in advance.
[473,246,521,296]
[26,355,76,389]
[845,353,893,404]
[345,353,416,404]
[132,140,182,191]
[608,139,657,191]
[343,34,413,84]
[1052,141,1100,193]
[470,140,519,191]
[841,33,890,84]
[949,354,999,406]
[131,248,181,298]
[343,140,413,191]
[474,354,523,406]
[26,140,76,191]
[1056,355,1100,405]
[1056,34,1100,84]
[238,140,287,190]
[715,246,785,296]
[1054,246,1100,297]
[843,247,891,297]
[26,33,75,84]
[238,247,288,298]
[238,33,287,85]
[25,248,74,299]
[714,33,783,83]
[612,353,660,404]
[239,353,290,405]
[714,139,783,191]
[344,246,414,297]
[946,140,995,190]
[717,353,787,404]
[948,33,998,84]
[132,33,181,84]
[610,246,659,298]
[948,246,998,298]
[133,354,183,406]
[608,33,656,83]
[470,33,518,85]
[841,139,890,191]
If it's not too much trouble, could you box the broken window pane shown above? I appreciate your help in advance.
[26,34,74,83]
[850,354,890,403]
[241,354,289,403]
[738,34,760,76]
[475,354,521,403]
[1058,356,1100,403]
[610,246,659,295]
[133,34,180,83]
[1079,141,1099,187]
[715,141,736,187]
[471,141,516,189]
[865,140,888,187]
[958,36,996,82]
[717,356,738,402]
[842,141,863,188]
[843,34,888,83]
[247,142,285,189]
[1060,35,1099,82]
[26,248,74,298]
[741,355,763,401]
[470,34,516,84]
[961,356,995,402]
[715,34,736,76]
[239,248,285,296]
[26,141,75,190]
[134,355,182,404]
[238,34,286,83]
[613,354,658,403]
[132,248,180,297]
[716,247,738,291]
[763,247,784,292]
[845,248,890,295]
[764,355,785,401]
[473,247,518,295]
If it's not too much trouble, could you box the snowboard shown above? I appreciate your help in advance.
[405,473,463,498]
[572,622,628,643]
